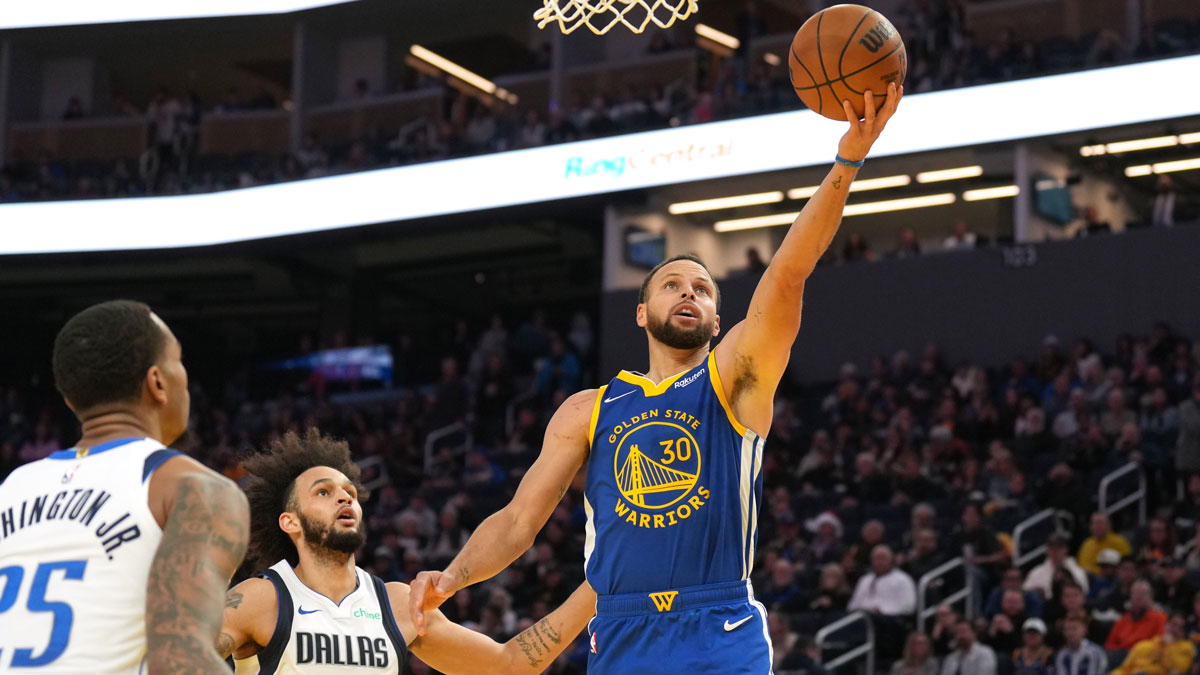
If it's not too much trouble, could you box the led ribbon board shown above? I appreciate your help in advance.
[0,0,357,29]
[2,55,1199,254]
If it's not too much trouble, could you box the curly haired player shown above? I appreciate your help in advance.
[218,429,594,674]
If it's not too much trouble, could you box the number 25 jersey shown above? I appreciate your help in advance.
[583,349,766,595]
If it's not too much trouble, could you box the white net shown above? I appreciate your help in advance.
[534,0,698,35]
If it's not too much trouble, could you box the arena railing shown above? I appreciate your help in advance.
[815,610,874,675]
[916,555,973,632]
[1098,461,1146,526]
[1012,508,1057,570]
[424,421,472,473]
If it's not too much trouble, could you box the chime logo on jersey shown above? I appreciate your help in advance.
[611,417,709,529]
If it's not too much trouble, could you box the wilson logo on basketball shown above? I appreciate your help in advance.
[858,20,896,53]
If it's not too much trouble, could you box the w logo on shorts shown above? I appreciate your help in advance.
[648,591,679,612]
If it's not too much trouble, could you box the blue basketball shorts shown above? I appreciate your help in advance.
[586,580,774,675]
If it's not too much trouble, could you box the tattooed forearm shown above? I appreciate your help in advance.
[225,590,244,609]
[145,471,249,674]
[514,634,542,667]
[832,175,843,189]
[458,567,470,585]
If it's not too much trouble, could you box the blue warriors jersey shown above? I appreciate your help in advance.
[584,348,766,595]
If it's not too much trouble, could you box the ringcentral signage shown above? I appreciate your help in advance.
[1,55,1198,255]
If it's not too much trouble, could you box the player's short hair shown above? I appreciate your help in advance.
[242,429,367,570]
[52,300,167,413]
[637,253,721,310]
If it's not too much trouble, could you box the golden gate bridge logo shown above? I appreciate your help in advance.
[613,422,701,509]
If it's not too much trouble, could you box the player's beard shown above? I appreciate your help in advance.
[299,511,367,556]
[646,308,714,350]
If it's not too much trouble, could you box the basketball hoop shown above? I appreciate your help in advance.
[534,0,698,35]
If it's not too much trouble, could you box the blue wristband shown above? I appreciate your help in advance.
[835,154,865,168]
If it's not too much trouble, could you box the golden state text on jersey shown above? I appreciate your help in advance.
[583,349,766,595]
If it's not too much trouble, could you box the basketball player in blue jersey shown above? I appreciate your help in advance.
[218,430,596,674]
[0,300,249,674]
[409,84,903,673]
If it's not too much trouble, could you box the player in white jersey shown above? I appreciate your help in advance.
[0,300,249,674]
[218,430,595,674]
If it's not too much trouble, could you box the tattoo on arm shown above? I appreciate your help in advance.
[225,590,244,609]
[215,632,235,660]
[145,472,249,674]
[458,567,470,585]
[558,484,567,499]
[832,176,843,189]
[513,617,563,669]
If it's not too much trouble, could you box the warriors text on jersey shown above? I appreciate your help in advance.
[584,349,766,594]
[0,437,181,673]
[234,560,408,675]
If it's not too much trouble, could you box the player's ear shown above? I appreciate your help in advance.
[711,314,720,337]
[279,511,301,535]
[146,365,169,405]
[635,303,648,328]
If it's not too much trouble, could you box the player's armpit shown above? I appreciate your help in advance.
[145,467,250,675]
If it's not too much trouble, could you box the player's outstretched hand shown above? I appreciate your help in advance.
[837,81,903,163]
[408,569,457,636]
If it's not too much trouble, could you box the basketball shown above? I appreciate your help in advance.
[789,4,907,121]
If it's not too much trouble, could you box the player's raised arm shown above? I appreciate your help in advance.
[395,581,596,674]
[715,83,902,433]
[145,458,250,674]
[408,388,596,635]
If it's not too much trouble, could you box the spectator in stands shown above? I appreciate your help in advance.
[848,451,893,504]
[1025,533,1090,599]
[17,421,57,462]
[955,501,1010,582]
[1179,379,1200,481]
[941,619,997,675]
[759,558,805,612]
[1152,175,1177,228]
[985,588,1030,656]
[1089,549,1123,599]
[987,567,1045,620]
[891,631,939,675]
[849,544,918,616]
[850,520,888,574]
[807,562,852,615]
[1079,513,1133,575]
[932,605,961,657]
[893,226,923,259]
[1095,558,1141,625]
[1012,618,1054,675]
[1056,615,1108,675]
[777,633,830,675]
[1184,523,1200,571]
[1105,579,1168,654]
[1138,518,1179,565]
[804,512,846,568]
[836,232,873,263]
[1046,582,1095,649]
[1111,612,1194,675]
[902,528,949,584]
[943,220,977,251]
[1155,557,1195,614]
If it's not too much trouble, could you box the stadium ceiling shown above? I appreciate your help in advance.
[0,0,359,29]
[2,55,1199,255]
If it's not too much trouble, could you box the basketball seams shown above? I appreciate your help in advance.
[813,10,835,117]
[791,40,905,92]
[836,8,876,83]
[789,43,821,112]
